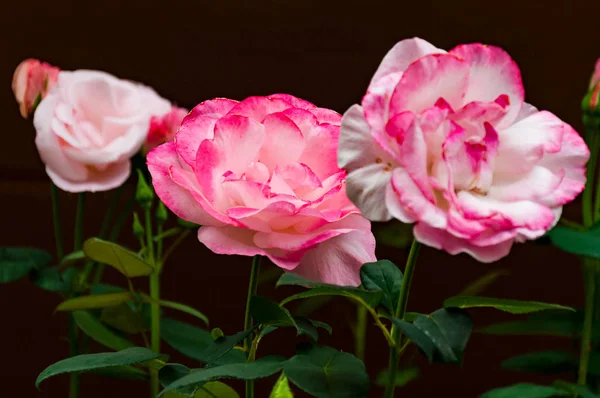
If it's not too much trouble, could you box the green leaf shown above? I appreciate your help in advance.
[163,381,239,398]
[443,296,575,314]
[284,345,369,398]
[552,380,597,398]
[501,351,577,373]
[36,347,162,388]
[177,218,200,229]
[458,269,509,296]
[292,296,333,318]
[294,317,319,341]
[479,310,583,337]
[101,304,148,334]
[83,238,153,278]
[309,320,332,335]
[480,383,569,398]
[270,373,294,397]
[0,247,51,283]
[374,367,419,387]
[31,267,76,292]
[549,225,600,259]
[159,356,286,396]
[251,296,298,330]
[91,365,148,380]
[203,329,255,366]
[392,308,472,364]
[141,294,208,325]
[159,363,198,396]
[161,318,244,365]
[73,310,134,351]
[278,273,382,309]
[56,292,134,311]
[359,260,402,314]
[60,250,85,267]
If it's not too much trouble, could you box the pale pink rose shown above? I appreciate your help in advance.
[12,59,59,118]
[143,106,189,153]
[339,38,590,262]
[147,94,376,286]
[34,70,172,192]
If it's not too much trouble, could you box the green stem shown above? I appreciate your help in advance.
[145,207,160,398]
[50,184,64,259]
[156,224,164,267]
[579,263,596,386]
[384,240,421,398]
[354,303,367,362]
[81,188,123,283]
[92,197,136,285]
[68,315,80,398]
[244,256,262,398]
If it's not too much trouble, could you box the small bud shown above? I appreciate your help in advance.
[210,327,225,341]
[132,212,145,238]
[583,58,600,122]
[12,59,59,118]
[156,201,168,224]
[135,169,154,209]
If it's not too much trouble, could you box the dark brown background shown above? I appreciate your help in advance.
[2,0,600,396]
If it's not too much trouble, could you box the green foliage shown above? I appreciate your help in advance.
[160,318,244,365]
[284,345,370,398]
[374,367,419,387]
[501,351,577,373]
[277,273,382,309]
[83,238,153,278]
[59,250,85,267]
[552,381,596,398]
[250,296,298,330]
[202,329,255,366]
[548,225,600,259]
[73,310,134,351]
[480,383,569,398]
[31,267,76,292]
[392,308,472,364]
[36,347,163,388]
[156,202,168,224]
[91,365,148,380]
[100,304,148,334]
[56,292,134,311]
[0,247,51,283]
[359,260,403,314]
[158,356,287,396]
[141,294,209,325]
[479,310,583,337]
[443,296,575,314]
[270,373,294,397]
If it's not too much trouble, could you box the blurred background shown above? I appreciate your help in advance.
[2,0,600,396]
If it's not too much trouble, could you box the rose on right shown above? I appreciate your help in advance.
[339,37,590,262]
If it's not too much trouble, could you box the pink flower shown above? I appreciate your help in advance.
[147,95,376,286]
[591,59,600,90]
[34,70,172,192]
[144,106,189,153]
[339,38,590,262]
[12,59,59,118]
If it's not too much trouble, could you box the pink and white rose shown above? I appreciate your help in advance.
[147,94,376,286]
[34,70,173,192]
[339,38,590,262]
[12,59,59,118]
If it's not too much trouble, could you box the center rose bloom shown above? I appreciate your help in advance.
[147,94,376,286]
[339,38,589,262]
